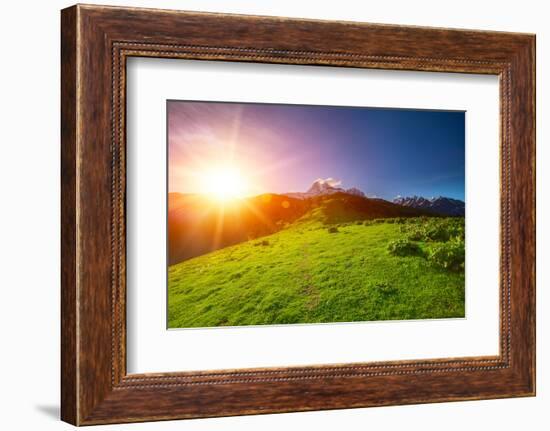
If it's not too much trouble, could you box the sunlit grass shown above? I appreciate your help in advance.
[168,218,465,328]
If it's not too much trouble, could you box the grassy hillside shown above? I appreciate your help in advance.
[168,216,465,328]
[168,192,431,265]
[168,193,311,265]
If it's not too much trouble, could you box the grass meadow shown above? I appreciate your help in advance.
[168,216,465,328]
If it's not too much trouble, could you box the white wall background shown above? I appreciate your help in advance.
[0,0,546,429]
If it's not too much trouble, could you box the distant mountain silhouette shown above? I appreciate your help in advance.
[393,196,465,216]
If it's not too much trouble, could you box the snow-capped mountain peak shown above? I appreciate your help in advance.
[393,195,465,216]
[285,178,366,200]
[307,178,343,194]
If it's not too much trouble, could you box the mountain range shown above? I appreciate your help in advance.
[393,195,465,217]
[168,179,466,265]
[283,180,464,216]
[285,179,465,217]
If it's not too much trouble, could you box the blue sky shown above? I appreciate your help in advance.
[168,101,465,201]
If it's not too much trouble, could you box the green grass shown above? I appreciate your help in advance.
[168,217,465,328]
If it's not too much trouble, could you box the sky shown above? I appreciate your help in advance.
[168,100,465,201]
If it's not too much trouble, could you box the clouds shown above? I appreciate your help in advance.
[315,177,342,188]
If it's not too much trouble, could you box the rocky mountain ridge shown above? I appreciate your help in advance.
[393,195,465,216]
[285,178,366,200]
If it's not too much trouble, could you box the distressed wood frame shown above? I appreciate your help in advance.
[61,4,536,425]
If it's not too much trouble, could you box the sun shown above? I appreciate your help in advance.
[201,166,248,201]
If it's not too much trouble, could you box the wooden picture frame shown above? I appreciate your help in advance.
[61,4,535,425]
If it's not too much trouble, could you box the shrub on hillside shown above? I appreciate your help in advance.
[427,238,465,271]
[446,219,465,240]
[401,218,465,243]
[328,226,339,233]
[387,239,423,257]
[423,224,451,242]
[407,228,425,241]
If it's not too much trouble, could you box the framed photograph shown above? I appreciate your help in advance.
[165,100,467,329]
[61,4,535,425]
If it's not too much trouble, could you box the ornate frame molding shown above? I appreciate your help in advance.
[61,5,535,425]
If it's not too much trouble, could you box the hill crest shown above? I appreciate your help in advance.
[168,191,430,265]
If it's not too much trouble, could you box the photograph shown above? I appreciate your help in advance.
[167,101,466,328]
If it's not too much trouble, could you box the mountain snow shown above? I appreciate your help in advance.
[282,180,463,217]
[285,179,366,199]
[393,195,465,216]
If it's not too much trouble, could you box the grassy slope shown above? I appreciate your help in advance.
[167,192,430,264]
[168,217,465,328]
